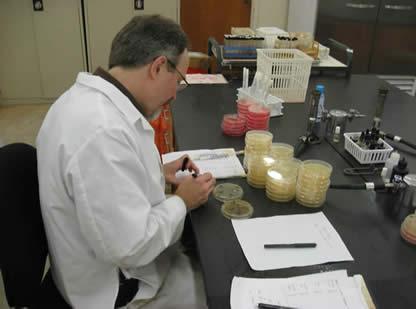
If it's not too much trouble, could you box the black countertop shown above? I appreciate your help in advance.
[172,75,416,309]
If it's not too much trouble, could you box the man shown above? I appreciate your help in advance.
[37,15,215,308]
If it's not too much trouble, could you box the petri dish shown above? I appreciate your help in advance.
[221,199,253,219]
[213,183,244,202]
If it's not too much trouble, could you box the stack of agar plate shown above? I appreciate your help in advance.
[247,155,276,188]
[244,130,273,169]
[401,214,416,245]
[246,104,271,131]
[266,158,301,202]
[221,114,246,136]
[270,142,294,161]
[296,160,332,208]
[237,99,256,121]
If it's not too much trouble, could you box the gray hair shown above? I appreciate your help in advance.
[109,15,188,69]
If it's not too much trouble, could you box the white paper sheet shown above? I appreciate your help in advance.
[231,270,369,309]
[162,148,246,179]
[232,212,353,271]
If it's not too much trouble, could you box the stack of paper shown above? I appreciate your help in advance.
[232,212,353,270]
[231,270,375,309]
[161,148,246,179]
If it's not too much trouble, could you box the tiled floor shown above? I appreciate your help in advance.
[0,103,51,147]
[0,272,7,309]
[0,103,51,308]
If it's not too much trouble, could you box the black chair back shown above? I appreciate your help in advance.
[0,143,70,308]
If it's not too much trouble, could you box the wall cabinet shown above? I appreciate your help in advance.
[0,0,179,104]
[0,0,86,104]
[85,0,179,71]
[315,0,416,74]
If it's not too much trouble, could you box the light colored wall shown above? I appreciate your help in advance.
[287,0,318,34]
[251,0,289,30]
[251,0,319,35]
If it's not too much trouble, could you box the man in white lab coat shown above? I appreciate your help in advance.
[37,15,215,308]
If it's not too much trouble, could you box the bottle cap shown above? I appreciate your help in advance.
[316,84,325,93]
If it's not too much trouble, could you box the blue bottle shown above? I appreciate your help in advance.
[315,84,325,123]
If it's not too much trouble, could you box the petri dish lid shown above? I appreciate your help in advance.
[221,199,253,219]
[271,142,294,153]
[404,174,416,187]
[213,183,244,202]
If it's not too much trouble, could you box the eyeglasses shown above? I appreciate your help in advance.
[166,58,190,91]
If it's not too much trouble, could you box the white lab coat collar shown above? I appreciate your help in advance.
[76,72,154,132]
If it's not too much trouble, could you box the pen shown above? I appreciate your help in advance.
[258,303,298,309]
[264,243,317,249]
[181,157,189,171]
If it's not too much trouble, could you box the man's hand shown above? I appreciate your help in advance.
[174,173,216,211]
[163,155,199,185]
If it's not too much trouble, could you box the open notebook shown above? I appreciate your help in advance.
[161,148,246,179]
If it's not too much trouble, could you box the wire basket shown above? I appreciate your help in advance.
[344,132,393,164]
[256,49,313,103]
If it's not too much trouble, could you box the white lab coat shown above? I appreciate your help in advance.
[36,72,187,308]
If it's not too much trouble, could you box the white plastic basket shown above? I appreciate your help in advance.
[344,132,393,164]
[318,44,330,60]
[256,49,313,103]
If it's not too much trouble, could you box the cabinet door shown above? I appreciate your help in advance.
[315,0,381,73]
[33,0,86,98]
[0,0,86,102]
[85,0,179,71]
[0,1,42,100]
[370,0,416,74]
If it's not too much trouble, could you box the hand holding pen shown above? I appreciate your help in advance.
[163,155,199,185]
[180,156,199,178]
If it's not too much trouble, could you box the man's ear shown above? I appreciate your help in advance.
[149,56,166,80]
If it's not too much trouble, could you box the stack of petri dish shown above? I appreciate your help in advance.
[270,143,294,161]
[247,154,276,188]
[266,158,301,202]
[244,130,273,169]
[400,214,416,245]
[221,114,246,136]
[246,104,271,131]
[296,160,333,208]
[237,99,255,121]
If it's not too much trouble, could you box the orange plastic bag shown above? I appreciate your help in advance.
[149,103,175,155]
